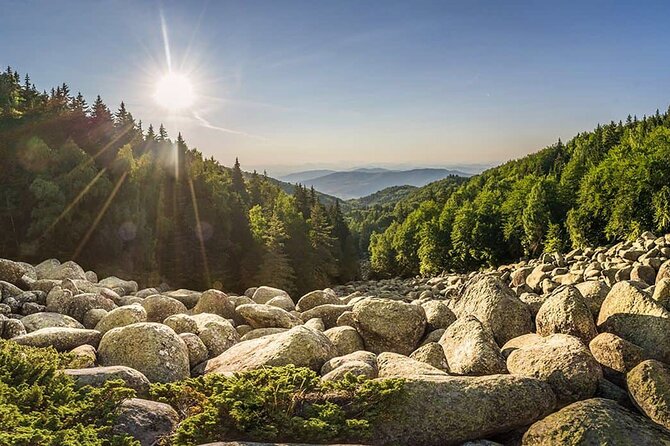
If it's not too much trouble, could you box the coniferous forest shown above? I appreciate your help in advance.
[364,107,670,278]
[0,67,359,294]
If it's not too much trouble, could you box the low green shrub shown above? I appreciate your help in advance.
[150,365,404,445]
[0,339,139,446]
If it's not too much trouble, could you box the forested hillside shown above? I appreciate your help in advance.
[346,176,466,256]
[0,67,359,293]
[368,109,670,278]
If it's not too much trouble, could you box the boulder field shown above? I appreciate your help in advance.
[2,231,670,444]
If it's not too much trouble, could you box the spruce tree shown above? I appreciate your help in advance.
[231,157,249,202]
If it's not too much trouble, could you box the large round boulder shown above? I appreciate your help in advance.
[589,332,646,384]
[350,298,426,355]
[12,327,101,351]
[421,300,456,331]
[296,289,340,312]
[94,304,147,334]
[235,303,301,329]
[323,325,364,356]
[162,289,201,309]
[626,359,670,430]
[63,366,150,397]
[141,295,188,323]
[522,398,670,445]
[409,342,449,371]
[21,312,83,332]
[301,304,353,328]
[597,281,670,363]
[507,333,602,406]
[535,286,597,343]
[574,280,610,316]
[439,315,507,376]
[374,374,556,446]
[0,259,35,285]
[191,289,236,319]
[377,351,448,379]
[112,398,179,446]
[204,326,335,374]
[251,286,290,304]
[98,322,189,383]
[191,313,239,357]
[450,275,532,345]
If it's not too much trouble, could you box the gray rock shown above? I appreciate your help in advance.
[589,332,646,384]
[180,332,209,368]
[377,352,448,379]
[21,312,83,332]
[439,315,507,376]
[374,374,556,446]
[451,275,532,345]
[94,304,147,334]
[535,286,597,343]
[421,300,456,331]
[241,327,288,341]
[163,313,199,334]
[321,360,377,381]
[301,304,353,328]
[409,342,449,371]
[522,398,670,445]
[98,323,189,383]
[163,289,202,309]
[112,398,179,446]
[350,298,426,355]
[191,289,236,319]
[597,281,670,363]
[321,351,378,376]
[12,327,101,351]
[266,295,296,312]
[236,303,301,329]
[251,286,290,304]
[574,280,610,317]
[626,359,670,430]
[296,289,340,312]
[205,326,335,374]
[323,325,365,356]
[141,295,188,323]
[507,333,602,406]
[63,365,150,396]
[82,308,108,329]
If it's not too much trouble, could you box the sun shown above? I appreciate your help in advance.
[154,72,195,110]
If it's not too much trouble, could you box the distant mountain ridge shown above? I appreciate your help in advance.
[279,167,470,199]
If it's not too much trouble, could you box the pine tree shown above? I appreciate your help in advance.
[231,157,249,202]
[308,203,337,287]
[158,124,168,141]
[90,95,112,125]
[522,181,551,256]
[146,124,156,141]
[254,213,296,292]
[115,101,133,127]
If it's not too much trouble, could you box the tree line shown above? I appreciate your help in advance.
[364,108,670,277]
[0,67,359,294]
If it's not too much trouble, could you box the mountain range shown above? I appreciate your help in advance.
[279,167,469,199]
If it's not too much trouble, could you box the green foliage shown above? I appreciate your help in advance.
[0,339,138,446]
[368,109,670,275]
[0,67,359,294]
[150,365,404,445]
[544,222,566,254]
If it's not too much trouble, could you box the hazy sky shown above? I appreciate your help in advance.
[2,0,670,174]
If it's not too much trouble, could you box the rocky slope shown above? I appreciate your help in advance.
[2,231,670,445]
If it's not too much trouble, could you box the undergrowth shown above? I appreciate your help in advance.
[150,365,404,445]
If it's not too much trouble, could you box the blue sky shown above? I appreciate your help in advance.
[2,0,669,174]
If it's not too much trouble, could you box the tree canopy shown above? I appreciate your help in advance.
[0,67,359,294]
